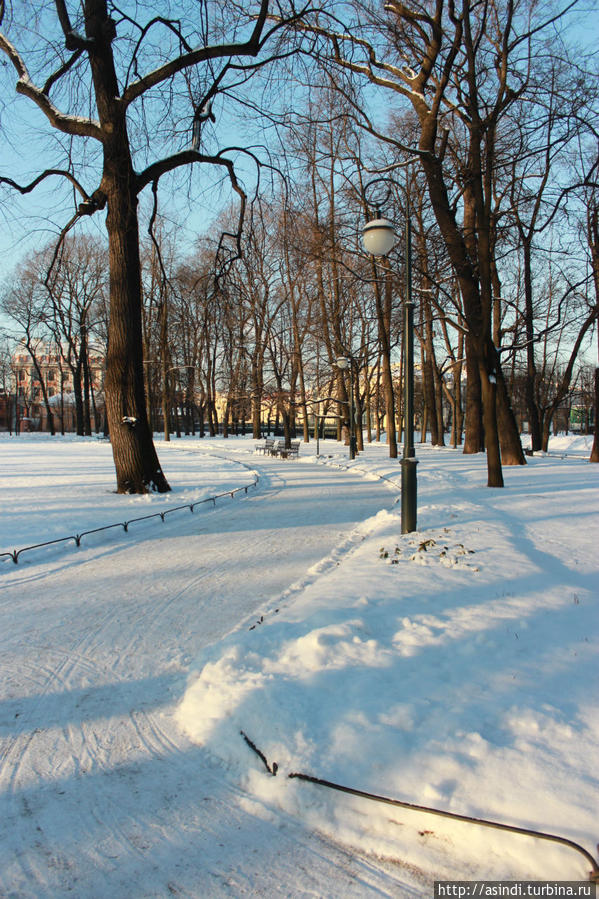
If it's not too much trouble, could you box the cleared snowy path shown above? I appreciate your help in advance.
[0,450,425,898]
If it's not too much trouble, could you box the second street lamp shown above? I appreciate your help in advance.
[362,208,418,534]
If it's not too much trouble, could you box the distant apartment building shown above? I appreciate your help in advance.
[4,345,105,432]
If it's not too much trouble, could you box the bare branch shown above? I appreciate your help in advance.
[0,169,91,200]
[135,148,248,271]
[0,30,102,139]
[42,48,85,96]
[121,0,271,107]
[54,0,92,50]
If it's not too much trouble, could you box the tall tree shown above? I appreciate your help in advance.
[585,179,599,462]
[45,235,107,436]
[1,256,56,434]
[0,0,312,491]
[299,0,592,483]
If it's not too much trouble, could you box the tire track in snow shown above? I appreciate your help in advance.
[0,453,411,897]
[0,596,119,810]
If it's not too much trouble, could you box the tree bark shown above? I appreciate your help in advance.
[86,0,169,492]
[479,356,504,487]
[464,334,484,453]
[496,359,526,465]
[590,367,599,462]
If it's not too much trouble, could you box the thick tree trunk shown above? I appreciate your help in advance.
[541,414,552,452]
[496,364,526,464]
[82,345,92,436]
[381,354,397,457]
[252,397,262,439]
[422,352,437,445]
[103,168,170,488]
[250,343,265,438]
[419,259,444,446]
[464,335,484,453]
[103,184,170,490]
[434,365,445,445]
[86,0,169,493]
[479,360,503,487]
[486,338,526,465]
[73,357,84,436]
[419,150,506,487]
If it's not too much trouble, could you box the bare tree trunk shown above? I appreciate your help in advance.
[590,367,599,462]
[479,358,503,487]
[73,357,85,435]
[496,362,526,464]
[464,335,484,453]
[434,364,445,445]
[422,349,437,445]
[522,240,542,451]
[588,201,599,462]
[87,0,169,492]
[82,336,92,436]
[103,174,169,489]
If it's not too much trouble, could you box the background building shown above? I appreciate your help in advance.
[5,345,105,433]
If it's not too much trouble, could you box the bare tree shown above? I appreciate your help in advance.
[0,0,314,491]
[294,0,595,483]
[1,257,56,434]
[45,235,107,435]
[586,181,599,462]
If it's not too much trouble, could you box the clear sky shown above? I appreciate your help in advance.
[1,1,597,363]
[0,50,265,289]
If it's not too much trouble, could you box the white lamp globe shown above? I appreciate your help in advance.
[362,218,397,256]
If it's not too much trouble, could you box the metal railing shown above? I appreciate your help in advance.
[1,474,258,566]
[240,731,599,882]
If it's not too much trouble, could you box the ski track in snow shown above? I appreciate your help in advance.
[0,449,427,898]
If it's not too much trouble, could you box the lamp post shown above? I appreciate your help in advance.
[362,208,418,534]
[310,398,324,457]
[312,398,324,457]
[335,355,357,459]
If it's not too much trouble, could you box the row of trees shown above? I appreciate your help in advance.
[1,237,108,436]
[0,1,597,491]
[2,160,595,452]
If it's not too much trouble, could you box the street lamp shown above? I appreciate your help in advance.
[335,355,357,459]
[362,217,397,257]
[310,398,326,457]
[362,205,418,534]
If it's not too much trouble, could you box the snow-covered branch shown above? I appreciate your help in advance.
[0,30,102,140]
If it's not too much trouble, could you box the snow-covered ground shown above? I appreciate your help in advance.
[0,432,597,896]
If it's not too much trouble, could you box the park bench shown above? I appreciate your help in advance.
[255,438,300,459]
[255,437,276,454]
[274,439,300,459]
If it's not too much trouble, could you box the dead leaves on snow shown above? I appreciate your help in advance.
[379,529,479,571]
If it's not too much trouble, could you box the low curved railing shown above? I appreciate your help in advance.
[1,473,258,566]
[240,731,599,882]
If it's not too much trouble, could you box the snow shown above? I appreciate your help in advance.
[0,435,254,552]
[1,432,597,896]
